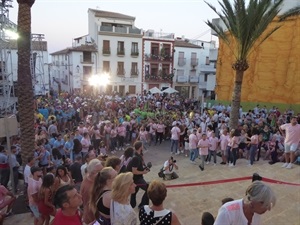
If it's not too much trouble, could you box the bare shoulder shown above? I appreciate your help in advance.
[171,212,181,225]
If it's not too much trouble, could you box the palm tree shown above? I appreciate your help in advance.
[205,0,299,129]
[17,0,35,164]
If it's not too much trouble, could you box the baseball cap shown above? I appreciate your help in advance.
[30,166,42,175]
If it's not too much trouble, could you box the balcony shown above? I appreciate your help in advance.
[117,68,126,76]
[199,81,207,89]
[99,26,142,35]
[131,50,139,57]
[130,69,139,77]
[145,73,174,82]
[177,75,188,83]
[199,64,216,73]
[178,58,186,66]
[144,54,172,62]
[191,58,199,67]
[161,54,173,62]
[117,48,125,56]
[80,55,94,64]
[189,75,199,83]
[102,47,111,55]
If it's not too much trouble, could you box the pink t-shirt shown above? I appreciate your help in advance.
[250,135,259,145]
[139,131,148,141]
[209,137,219,151]
[110,128,117,138]
[156,124,165,133]
[171,126,180,140]
[280,123,300,145]
[189,133,198,149]
[220,134,229,150]
[28,177,42,205]
[198,139,209,155]
[117,126,126,137]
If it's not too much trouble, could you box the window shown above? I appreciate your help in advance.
[131,42,138,54]
[129,85,136,94]
[151,43,159,56]
[103,61,110,73]
[206,57,210,65]
[117,61,125,75]
[162,64,170,75]
[131,62,138,75]
[117,41,125,55]
[177,69,184,76]
[204,73,209,82]
[150,63,159,75]
[83,66,92,76]
[103,40,110,54]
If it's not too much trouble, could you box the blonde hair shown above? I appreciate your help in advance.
[111,172,133,203]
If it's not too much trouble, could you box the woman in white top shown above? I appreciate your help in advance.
[214,181,276,225]
[110,172,137,225]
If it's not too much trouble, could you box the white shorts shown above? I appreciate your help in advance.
[284,143,299,153]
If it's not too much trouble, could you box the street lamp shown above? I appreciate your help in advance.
[88,73,110,95]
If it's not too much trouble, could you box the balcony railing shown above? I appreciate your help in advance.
[117,48,125,56]
[131,50,139,57]
[130,69,139,76]
[177,75,188,83]
[117,68,126,76]
[144,53,173,61]
[189,75,199,83]
[191,58,199,67]
[80,55,94,64]
[145,73,174,82]
[102,47,111,55]
[199,64,216,72]
[99,26,142,35]
[178,58,186,66]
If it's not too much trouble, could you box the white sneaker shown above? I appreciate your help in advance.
[206,161,209,165]
[213,163,216,166]
[175,152,180,155]
[286,163,293,169]
[281,163,288,168]
[191,161,196,164]
[229,163,234,167]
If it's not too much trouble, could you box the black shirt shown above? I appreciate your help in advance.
[127,152,144,182]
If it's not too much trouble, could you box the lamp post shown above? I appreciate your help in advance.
[88,73,110,96]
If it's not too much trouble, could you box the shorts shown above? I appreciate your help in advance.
[29,204,40,218]
[284,143,299,153]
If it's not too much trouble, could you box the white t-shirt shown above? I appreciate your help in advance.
[171,126,180,140]
[24,164,31,184]
[214,199,261,225]
[110,200,137,225]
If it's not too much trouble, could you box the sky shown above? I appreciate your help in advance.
[8,0,222,55]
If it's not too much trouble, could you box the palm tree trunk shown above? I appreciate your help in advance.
[17,0,35,165]
[229,70,244,129]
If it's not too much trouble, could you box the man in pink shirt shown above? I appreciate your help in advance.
[170,123,181,155]
[280,116,300,169]
[189,129,198,163]
[198,133,209,171]
[208,132,219,165]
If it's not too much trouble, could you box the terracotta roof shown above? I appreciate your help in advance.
[89,8,135,21]
[50,44,98,55]
[174,40,203,49]
[0,39,47,51]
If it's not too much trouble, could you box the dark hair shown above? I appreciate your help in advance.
[201,212,215,225]
[73,139,82,154]
[56,165,68,177]
[105,156,121,170]
[221,197,234,205]
[124,147,134,160]
[41,174,55,188]
[54,184,75,208]
[52,148,62,160]
[27,156,34,163]
[134,141,143,151]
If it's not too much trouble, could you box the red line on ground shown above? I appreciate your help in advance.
[165,176,300,188]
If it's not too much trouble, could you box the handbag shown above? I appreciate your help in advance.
[158,167,165,178]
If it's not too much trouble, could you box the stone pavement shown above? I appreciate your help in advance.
[5,140,300,225]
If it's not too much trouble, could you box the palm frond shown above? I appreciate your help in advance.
[279,6,300,21]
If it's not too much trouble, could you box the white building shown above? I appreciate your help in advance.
[173,38,217,99]
[88,9,143,95]
[50,37,98,94]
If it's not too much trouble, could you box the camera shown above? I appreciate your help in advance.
[170,156,176,164]
[144,162,152,171]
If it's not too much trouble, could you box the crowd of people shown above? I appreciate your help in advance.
[0,91,299,224]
